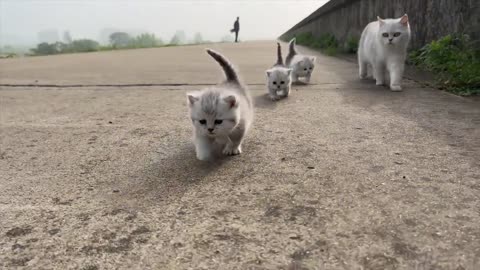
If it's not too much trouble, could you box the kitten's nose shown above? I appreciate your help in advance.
[208,128,214,132]
[389,38,393,43]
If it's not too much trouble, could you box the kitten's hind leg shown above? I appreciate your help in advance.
[223,128,246,156]
[195,135,213,160]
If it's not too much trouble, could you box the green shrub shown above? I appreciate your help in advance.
[345,36,359,54]
[293,32,340,55]
[409,34,480,96]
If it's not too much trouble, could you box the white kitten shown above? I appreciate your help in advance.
[285,38,316,84]
[266,43,292,101]
[358,14,411,91]
[187,49,253,161]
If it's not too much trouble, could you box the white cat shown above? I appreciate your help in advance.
[266,42,292,101]
[285,38,316,84]
[358,14,411,91]
[187,49,253,161]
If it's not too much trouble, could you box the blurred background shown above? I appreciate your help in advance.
[0,0,328,56]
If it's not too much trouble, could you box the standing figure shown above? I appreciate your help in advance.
[231,17,240,43]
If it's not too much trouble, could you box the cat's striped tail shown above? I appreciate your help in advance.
[275,42,283,66]
[285,38,297,66]
[206,49,239,85]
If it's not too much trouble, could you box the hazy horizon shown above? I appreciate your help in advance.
[0,0,328,47]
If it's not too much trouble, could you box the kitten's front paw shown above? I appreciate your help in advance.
[375,80,385,86]
[270,94,280,101]
[390,85,402,91]
[223,145,242,156]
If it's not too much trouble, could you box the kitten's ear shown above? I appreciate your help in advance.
[287,69,293,76]
[266,70,272,77]
[311,57,316,62]
[223,95,237,108]
[187,94,199,106]
[400,14,409,26]
[377,16,385,26]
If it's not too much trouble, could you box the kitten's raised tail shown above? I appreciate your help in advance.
[286,38,297,66]
[206,49,239,85]
[275,42,283,66]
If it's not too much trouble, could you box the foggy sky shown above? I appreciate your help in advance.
[0,0,328,46]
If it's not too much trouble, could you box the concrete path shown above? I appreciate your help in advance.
[1,41,479,269]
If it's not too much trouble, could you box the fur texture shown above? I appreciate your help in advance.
[358,14,411,91]
[286,38,316,84]
[187,49,253,160]
[266,43,292,100]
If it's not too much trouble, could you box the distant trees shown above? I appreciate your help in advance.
[132,33,163,48]
[70,39,100,52]
[31,42,60,55]
[30,39,99,55]
[170,30,187,45]
[29,31,211,56]
[109,32,131,48]
[108,32,163,48]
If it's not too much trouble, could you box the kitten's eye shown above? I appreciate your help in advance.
[214,120,223,125]
[382,33,389,37]
[280,81,285,84]
[309,67,313,70]
[304,68,307,71]
[393,32,401,37]
[273,81,277,85]
[199,119,206,125]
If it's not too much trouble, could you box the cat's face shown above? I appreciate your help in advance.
[295,56,315,76]
[266,67,292,91]
[378,14,410,46]
[187,91,239,137]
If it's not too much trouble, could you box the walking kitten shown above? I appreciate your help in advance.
[187,49,253,161]
[266,43,292,100]
[358,14,411,91]
[286,38,316,84]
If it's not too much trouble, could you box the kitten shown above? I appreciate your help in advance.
[358,14,411,91]
[285,38,316,84]
[187,49,253,161]
[266,42,292,101]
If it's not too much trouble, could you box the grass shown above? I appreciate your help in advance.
[287,32,359,56]
[294,32,339,55]
[409,34,480,96]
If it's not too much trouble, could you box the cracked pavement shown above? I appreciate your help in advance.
[1,41,479,269]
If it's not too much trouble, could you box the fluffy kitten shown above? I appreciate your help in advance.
[358,14,411,91]
[187,49,253,161]
[266,43,292,101]
[285,38,316,84]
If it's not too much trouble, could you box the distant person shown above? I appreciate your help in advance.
[230,17,240,42]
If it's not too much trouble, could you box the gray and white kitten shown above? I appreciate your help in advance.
[266,43,292,100]
[286,38,316,84]
[358,14,411,91]
[187,49,253,161]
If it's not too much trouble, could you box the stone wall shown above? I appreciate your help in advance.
[280,0,480,49]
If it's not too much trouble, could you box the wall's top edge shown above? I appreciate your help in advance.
[282,0,360,36]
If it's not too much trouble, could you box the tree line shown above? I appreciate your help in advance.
[30,31,208,56]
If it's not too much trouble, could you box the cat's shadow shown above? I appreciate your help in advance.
[253,93,291,109]
[292,81,309,86]
[123,143,231,204]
